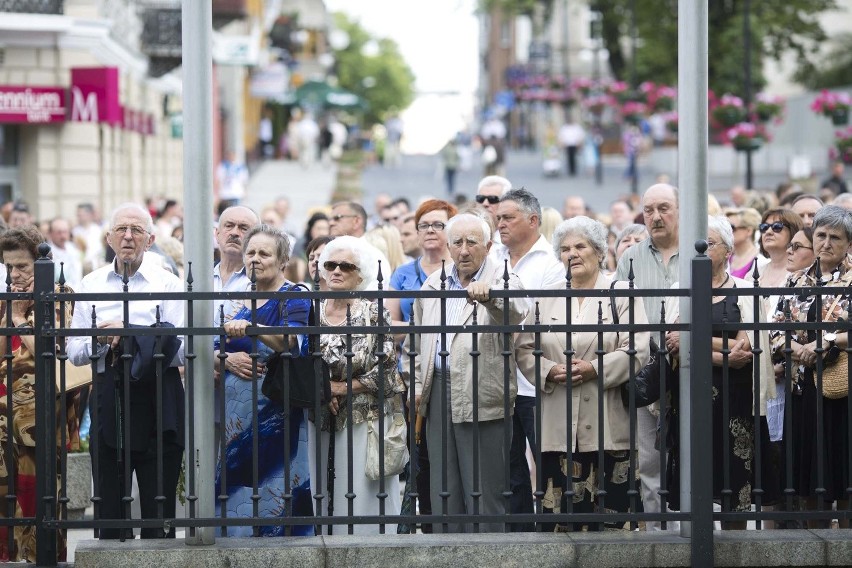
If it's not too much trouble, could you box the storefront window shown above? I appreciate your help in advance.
[0,125,20,166]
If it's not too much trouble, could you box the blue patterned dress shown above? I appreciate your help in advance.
[214,283,314,536]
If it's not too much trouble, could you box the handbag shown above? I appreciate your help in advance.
[821,349,848,399]
[365,410,409,481]
[818,288,850,399]
[261,291,332,409]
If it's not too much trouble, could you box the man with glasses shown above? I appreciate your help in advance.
[476,176,512,243]
[329,201,368,237]
[68,203,185,539]
[616,183,680,531]
[490,188,563,531]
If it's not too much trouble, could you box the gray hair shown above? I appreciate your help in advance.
[445,213,492,245]
[551,216,609,267]
[500,188,542,226]
[813,204,852,241]
[242,224,291,267]
[110,203,154,233]
[708,215,734,251]
[832,193,852,208]
[316,235,378,291]
[616,223,649,248]
[477,175,512,195]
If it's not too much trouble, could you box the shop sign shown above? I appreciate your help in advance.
[70,67,122,125]
[0,86,66,123]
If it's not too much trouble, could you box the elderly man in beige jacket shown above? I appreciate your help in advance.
[413,213,529,533]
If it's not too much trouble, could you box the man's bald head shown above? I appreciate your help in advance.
[641,184,679,247]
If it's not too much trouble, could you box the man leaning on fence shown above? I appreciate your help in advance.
[67,203,185,539]
[615,183,679,530]
[413,213,529,533]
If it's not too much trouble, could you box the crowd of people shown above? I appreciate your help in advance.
[0,160,849,558]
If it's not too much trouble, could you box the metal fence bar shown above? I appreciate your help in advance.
[35,246,57,565]
[689,245,714,567]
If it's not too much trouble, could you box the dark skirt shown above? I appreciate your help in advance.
[540,449,632,531]
[790,370,850,503]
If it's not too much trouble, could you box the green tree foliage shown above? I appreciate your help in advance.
[331,13,415,125]
[488,0,836,96]
[794,33,852,89]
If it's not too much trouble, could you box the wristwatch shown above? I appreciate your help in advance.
[823,331,837,347]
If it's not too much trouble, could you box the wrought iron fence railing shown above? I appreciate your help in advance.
[0,245,849,565]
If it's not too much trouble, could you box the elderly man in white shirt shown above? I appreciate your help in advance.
[67,203,185,539]
[490,188,564,531]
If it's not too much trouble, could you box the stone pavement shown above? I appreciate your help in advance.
[242,159,338,231]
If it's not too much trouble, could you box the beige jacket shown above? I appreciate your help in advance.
[414,256,528,423]
[515,275,650,453]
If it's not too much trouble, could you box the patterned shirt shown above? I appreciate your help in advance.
[317,299,405,432]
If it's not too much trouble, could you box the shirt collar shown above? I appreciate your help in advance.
[448,258,488,287]
[108,251,161,283]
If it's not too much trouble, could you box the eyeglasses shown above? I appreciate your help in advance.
[475,195,500,205]
[330,214,358,222]
[706,240,722,249]
[759,222,787,233]
[417,222,446,232]
[786,242,813,252]
[112,225,149,237]
[323,260,359,273]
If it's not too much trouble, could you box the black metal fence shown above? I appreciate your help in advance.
[3,245,851,566]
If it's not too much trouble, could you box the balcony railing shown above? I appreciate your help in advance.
[0,0,63,14]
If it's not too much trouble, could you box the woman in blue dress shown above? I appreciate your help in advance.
[216,224,314,536]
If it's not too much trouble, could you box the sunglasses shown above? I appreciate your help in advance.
[475,195,500,205]
[323,260,359,273]
[759,222,787,233]
[786,242,813,252]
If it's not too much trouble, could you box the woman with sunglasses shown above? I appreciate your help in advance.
[310,236,406,534]
[769,205,852,528]
[757,209,803,298]
[755,208,802,526]
[725,207,764,279]
[786,228,815,274]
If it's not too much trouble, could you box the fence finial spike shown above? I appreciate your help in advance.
[186,261,194,287]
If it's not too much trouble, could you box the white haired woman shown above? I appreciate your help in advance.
[515,216,650,531]
[769,205,852,527]
[309,236,406,534]
[665,215,774,528]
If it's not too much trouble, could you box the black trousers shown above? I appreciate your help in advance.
[93,435,183,539]
[565,146,578,176]
[509,395,536,531]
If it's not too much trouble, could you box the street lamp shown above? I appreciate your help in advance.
[743,0,753,189]
[629,0,639,195]
[591,10,604,185]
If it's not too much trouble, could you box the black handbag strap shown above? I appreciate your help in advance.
[278,283,320,354]
[609,280,620,324]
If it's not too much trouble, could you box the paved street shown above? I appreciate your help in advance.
[361,148,791,217]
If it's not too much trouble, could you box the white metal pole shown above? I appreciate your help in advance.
[677,0,709,538]
[182,0,215,545]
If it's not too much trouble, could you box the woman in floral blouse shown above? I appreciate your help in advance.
[0,226,80,562]
[309,236,405,534]
[769,205,851,528]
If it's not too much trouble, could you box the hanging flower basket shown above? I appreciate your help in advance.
[583,93,615,116]
[834,127,852,164]
[811,90,852,126]
[621,101,648,124]
[652,86,677,112]
[727,122,767,152]
[664,111,678,133]
[753,93,785,124]
[711,94,747,128]
[831,107,850,126]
